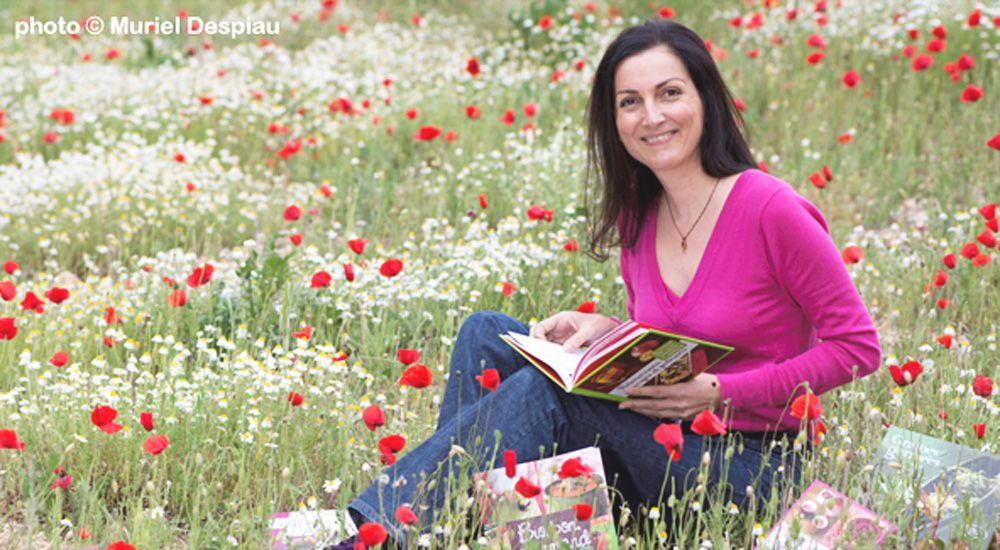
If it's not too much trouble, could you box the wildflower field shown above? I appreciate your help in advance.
[0,0,998,548]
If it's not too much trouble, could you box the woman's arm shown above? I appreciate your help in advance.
[714,188,882,412]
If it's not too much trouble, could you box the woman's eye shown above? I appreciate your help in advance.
[660,88,679,98]
[618,97,636,108]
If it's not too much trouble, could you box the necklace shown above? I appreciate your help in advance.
[663,177,722,252]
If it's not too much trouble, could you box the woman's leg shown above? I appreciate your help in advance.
[435,311,531,432]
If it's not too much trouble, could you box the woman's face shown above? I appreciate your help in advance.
[614,46,704,177]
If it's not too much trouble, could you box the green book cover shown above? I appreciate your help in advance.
[876,426,1000,548]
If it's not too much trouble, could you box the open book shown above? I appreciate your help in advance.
[499,320,732,402]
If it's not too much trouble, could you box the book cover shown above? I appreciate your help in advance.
[761,479,897,549]
[500,321,732,402]
[474,446,618,549]
[875,426,1000,549]
[268,509,356,549]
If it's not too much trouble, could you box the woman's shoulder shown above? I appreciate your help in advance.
[737,169,800,207]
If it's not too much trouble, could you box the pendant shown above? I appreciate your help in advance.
[680,238,687,252]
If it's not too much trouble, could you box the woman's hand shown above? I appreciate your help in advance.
[529,311,619,352]
[617,373,721,420]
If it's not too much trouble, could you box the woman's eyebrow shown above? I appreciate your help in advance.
[615,77,685,96]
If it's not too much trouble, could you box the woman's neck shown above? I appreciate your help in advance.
[654,164,720,223]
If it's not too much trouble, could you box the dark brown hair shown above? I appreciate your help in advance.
[585,20,755,261]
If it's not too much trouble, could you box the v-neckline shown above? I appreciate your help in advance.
[646,171,748,311]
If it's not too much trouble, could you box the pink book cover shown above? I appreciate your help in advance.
[761,480,897,549]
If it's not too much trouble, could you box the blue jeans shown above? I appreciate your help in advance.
[349,312,800,543]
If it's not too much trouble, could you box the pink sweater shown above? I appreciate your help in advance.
[619,169,881,433]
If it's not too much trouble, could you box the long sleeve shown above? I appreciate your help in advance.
[715,188,882,411]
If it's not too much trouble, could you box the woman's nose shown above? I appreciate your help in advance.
[642,103,665,125]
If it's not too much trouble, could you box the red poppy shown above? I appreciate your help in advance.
[522,103,537,118]
[379,259,403,278]
[657,6,675,18]
[937,334,952,349]
[50,351,69,367]
[20,291,44,312]
[504,449,517,478]
[187,264,214,287]
[808,171,826,189]
[362,405,385,431]
[515,476,542,498]
[980,203,997,220]
[563,239,580,252]
[573,503,593,521]
[790,391,822,420]
[397,349,420,365]
[0,317,17,340]
[976,230,996,248]
[526,205,553,221]
[105,542,135,550]
[345,238,368,255]
[378,434,406,455]
[292,326,312,340]
[933,269,948,287]
[475,368,500,392]
[2,261,17,274]
[413,126,441,141]
[926,39,945,53]
[972,374,993,398]
[888,361,922,387]
[42,131,58,144]
[942,253,957,269]
[0,429,25,450]
[690,409,727,436]
[287,392,304,406]
[0,281,15,301]
[937,298,950,309]
[44,287,70,304]
[841,246,863,264]
[357,523,387,547]
[310,271,332,288]
[931,25,946,40]
[960,242,979,259]
[558,457,595,479]
[538,15,552,30]
[341,262,355,282]
[653,423,683,461]
[51,466,73,490]
[957,54,975,71]
[399,364,432,388]
[405,109,418,120]
[822,165,833,182]
[167,289,186,308]
[972,423,986,439]
[395,505,418,525]
[576,301,596,314]
[91,405,123,434]
[444,131,457,143]
[974,253,992,267]
[805,51,825,65]
[960,85,983,103]
[806,34,826,49]
[143,434,170,455]
[500,109,515,125]
[276,139,302,159]
[478,194,488,209]
[283,205,301,221]
[911,54,933,71]
[968,9,981,27]
[465,105,480,119]
[289,234,302,246]
[466,58,480,77]
[501,281,515,297]
[989,134,1000,151]
[140,412,154,432]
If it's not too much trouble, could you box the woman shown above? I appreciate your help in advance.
[329,19,880,548]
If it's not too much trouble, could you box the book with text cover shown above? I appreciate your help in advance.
[500,320,732,402]
[761,479,897,549]
[875,427,1000,549]
[474,446,618,549]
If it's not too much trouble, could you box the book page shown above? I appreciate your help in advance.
[504,332,584,389]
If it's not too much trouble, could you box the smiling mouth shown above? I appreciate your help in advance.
[641,130,678,144]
